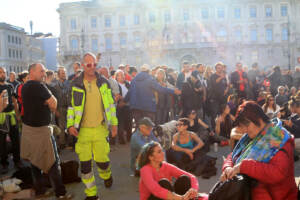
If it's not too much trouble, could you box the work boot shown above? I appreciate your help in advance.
[104,176,113,188]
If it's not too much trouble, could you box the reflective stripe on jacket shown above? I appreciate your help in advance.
[67,72,118,131]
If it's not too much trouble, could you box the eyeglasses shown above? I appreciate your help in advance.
[83,63,97,68]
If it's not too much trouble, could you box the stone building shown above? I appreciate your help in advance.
[57,0,300,71]
[0,22,45,74]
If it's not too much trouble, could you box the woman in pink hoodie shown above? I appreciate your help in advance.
[138,141,208,200]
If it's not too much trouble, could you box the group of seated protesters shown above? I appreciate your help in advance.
[136,101,298,200]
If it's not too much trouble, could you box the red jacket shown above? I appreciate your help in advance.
[222,138,298,200]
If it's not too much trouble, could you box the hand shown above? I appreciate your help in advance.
[227,163,240,179]
[114,94,121,102]
[185,149,194,160]
[184,188,198,200]
[220,167,233,182]
[69,126,79,137]
[174,88,181,95]
[111,125,117,138]
[284,120,293,127]
[117,100,126,108]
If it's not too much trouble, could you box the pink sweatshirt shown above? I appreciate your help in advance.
[139,162,199,200]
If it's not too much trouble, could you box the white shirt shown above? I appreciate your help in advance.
[119,83,128,98]
[265,104,280,119]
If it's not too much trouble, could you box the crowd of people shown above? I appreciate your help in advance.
[0,52,300,199]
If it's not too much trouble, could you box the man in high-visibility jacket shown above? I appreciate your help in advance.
[67,52,118,200]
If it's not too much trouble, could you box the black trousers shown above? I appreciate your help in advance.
[0,124,20,166]
[31,134,66,197]
[148,175,191,200]
[116,105,132,142]
[31,162,66,197]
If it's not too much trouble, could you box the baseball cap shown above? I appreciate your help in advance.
[138,117,155,127]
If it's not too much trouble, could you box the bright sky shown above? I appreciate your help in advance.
[0,0,77,37]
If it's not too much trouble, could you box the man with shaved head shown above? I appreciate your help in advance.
[21,63,72,199]
[0,67,22,174]
[67,52,118,200]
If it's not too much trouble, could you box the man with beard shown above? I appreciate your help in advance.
[0,67,22,174]
[54,67,71,149]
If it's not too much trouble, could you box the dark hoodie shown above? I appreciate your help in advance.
[125,72,174,112]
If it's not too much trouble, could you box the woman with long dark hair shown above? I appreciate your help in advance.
[220,101,297,200]
[215,104,235,141]
[262,95,280,119]
[138,141,208,200]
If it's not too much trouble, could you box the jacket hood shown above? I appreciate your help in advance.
[134,72,152,81]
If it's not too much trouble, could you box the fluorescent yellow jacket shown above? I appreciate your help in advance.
[67,72,118,131]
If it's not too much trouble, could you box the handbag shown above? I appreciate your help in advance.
[208,174,256,200]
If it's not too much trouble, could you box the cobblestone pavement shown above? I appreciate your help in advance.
[2,144,300,200]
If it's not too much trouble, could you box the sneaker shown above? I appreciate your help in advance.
[104,176,113,188]
[85,196,100,200]
[57,193,73,200]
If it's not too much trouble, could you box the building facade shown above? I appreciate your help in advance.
[0,23,45,74]
[38,36,58,70]
[57,0,300,71]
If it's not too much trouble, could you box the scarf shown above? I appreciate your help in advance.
[232,120,291,165]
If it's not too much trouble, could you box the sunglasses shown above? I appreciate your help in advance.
[83,63,97,68]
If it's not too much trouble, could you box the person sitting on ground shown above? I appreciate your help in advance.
[130,117,158,176]
[215,104,235,146]
[167,118,217,178]
[262,95,280,119]
[139,141,208,200]
[185,109,213,152]
[275,86,289,107]
[220,101,298,200]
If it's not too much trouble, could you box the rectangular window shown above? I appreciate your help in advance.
[282,28,288,41]
[135,35,141,47]
[265,6,272,17]
[202,8,209,19]
[234,8,241,19]
[183,10,189,21]
[120,36,127,47]
[250,7,257,18]
[20,51,22,58]
[105,16,111,27]
[164,11,171,22]
[235,30,242,41]
[92,39,98,51]
[134,15,140,25]
[12,50,15,58]
[8,35,10,43]
[71,19,76,30]
[8,49,11,58]
[19,38,21,45]
[250,29,257,41]
[105,38,112,50]
[149,12,155,23]
[16,50,18,58]
[71,39,78,49]
[281,5,288,17]
[217,8,225,19]
[119,15,126,27]
[252,51,258,61]
[12,36,14,43]
[266,28,273,41]
[91,17,97,28]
